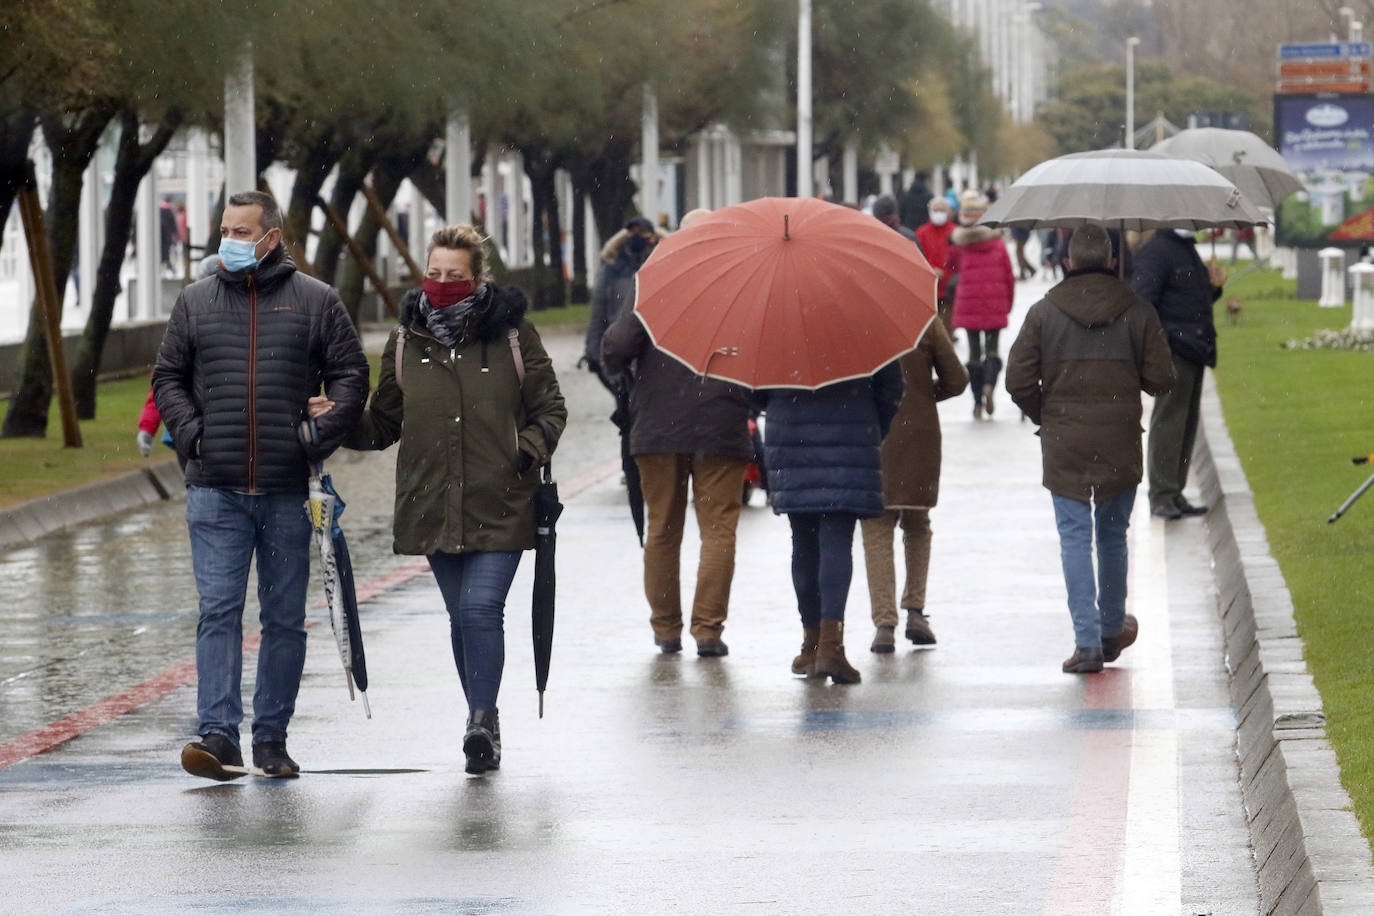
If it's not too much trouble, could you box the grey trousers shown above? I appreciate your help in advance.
[1147,352,1205,510]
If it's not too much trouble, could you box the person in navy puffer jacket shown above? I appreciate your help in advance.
[762,366,904,684]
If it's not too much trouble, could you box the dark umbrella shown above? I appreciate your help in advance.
[307,469,371,718]
[532,462,563,717]
[603,370,645,546]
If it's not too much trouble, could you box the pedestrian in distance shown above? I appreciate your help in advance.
[946,189,1014,420]
[582,216,661,381]
[762,364,904,684]
[1129,228,1226,520]
[1011,227,1036,280]
[338,224,567,776]
[899,171,933,231]
[915,198,957,333]
[860,319,967,652]
[1005,225,1176,673]
[872,194,918,243]
[152,190,370,780]
[601,208,755,658]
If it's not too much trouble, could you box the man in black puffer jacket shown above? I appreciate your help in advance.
[153,191,369,781]
[1129,229,1225,521]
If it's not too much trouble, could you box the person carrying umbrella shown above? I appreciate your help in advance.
[333,223,567,775]
[946,189,1014,420]
[153,190,370,781]
[1005,226,1175,673]
[600,208,755,658]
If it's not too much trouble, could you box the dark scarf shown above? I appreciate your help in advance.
[419,283,492,347]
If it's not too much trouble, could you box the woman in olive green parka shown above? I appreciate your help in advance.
[334,224,566,776]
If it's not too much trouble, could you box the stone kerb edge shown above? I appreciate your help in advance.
[1197,374,1374,914]
[0,459,185,553]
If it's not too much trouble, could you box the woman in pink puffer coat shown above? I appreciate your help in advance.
[945,190,1014,419]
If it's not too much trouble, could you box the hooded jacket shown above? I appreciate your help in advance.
[1005,269,1176,501]
[879,321,968,509]
[584,228,663,363]
[600,309,754,461]
[152,246,369,494]
[946,225,1015,331]
[1128,231,1222,367]
[347,285,567,555]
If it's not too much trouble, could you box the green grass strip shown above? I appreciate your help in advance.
[1212,266,1374,844]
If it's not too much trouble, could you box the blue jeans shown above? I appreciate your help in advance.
[428,551,522,711]
[788,513,858,628]
[186,485,312,746]
[1050,487,1137,649]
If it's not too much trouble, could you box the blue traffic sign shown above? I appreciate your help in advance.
[1280,42,1372,59]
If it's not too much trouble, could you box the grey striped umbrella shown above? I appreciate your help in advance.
[1150,128,1304,210]
[980,149,1268,231]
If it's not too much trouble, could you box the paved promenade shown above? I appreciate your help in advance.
[0,273,1268,914]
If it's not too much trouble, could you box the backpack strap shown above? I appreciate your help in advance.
[508,327,524,385]
[394,327,408,392]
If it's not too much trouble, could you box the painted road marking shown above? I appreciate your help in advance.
[0,465,615,774]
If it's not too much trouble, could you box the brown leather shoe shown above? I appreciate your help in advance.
[1102,614,1139,663]
[813,620,861,684]
[870,625,896,653]
[1062,647,1105,674]
[792,627,819,675]
[904,609,937,645]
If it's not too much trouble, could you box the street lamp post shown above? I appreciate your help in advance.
[1125,36,1141,149]
[797,0,813,198]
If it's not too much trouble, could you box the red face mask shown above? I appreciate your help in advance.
[423,277,475,308]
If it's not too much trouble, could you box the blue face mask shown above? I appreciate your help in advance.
[219,232,270,272]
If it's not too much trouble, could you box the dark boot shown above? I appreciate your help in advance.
[813,620,861,684]
[463,708,501,774]
[1102,613,1139,662]
[904,609,937,646]
[251,740,300,778]
[1062,647,1105,674]
[981,356,1002,417]
[792,627,819,675]
[966,362,985,419]
[180,734,247,782]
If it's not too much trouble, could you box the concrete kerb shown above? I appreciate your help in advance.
[1197,372,1374,914]
[0,459,184,553]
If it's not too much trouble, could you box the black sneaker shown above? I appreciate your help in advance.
[695,638,729,657]
[1175,498,1208,516]
[251,740,300,778]
[181,734,247,781]
[1150,503,1182,521]
[463,709,501,775]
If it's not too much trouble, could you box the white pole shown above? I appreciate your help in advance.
[507,152,525,267]
[78,158,100,312]
[187,129,208,255]
[484,154,504,260]
[446,110,472,225]
[408,180,426,268]
[135,168,160,318]
[641,85,659,222]
[1125,37,1140,149]
[842,141,858,204]
[223,46,256,197]
[796,0,814,198]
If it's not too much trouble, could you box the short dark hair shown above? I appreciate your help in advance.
[872,195,899,220]
[1067,225,1113,269]
[226,190,283,231]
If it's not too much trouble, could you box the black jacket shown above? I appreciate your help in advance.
[152,247,369,494]
[762,366,904,518]
[1128,232,1221,368]
[600,309,754,461]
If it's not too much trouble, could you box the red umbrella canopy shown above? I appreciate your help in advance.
[632,196,939,390]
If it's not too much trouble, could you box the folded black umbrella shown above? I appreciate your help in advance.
[604,370,645,547]
[532,463,563,717]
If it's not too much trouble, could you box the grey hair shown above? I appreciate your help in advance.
[1067,225,1113,270]
[226,190,283,231]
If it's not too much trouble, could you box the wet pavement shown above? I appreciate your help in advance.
[0,269,1261,914]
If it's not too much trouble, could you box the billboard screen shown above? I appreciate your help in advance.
[1275,93,1374,247]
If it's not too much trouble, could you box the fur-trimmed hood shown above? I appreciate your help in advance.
[950,225,1001,247]
[399,284,529,341]
[600,226,669,265]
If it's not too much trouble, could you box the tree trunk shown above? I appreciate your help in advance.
[3,104,115,438]
[520,146,566,311]
[570,178,588,302]
[408,158,447,220]
[338,140,431,319]
[584,138,638,243]
[313,145,370,287]
[72,108,180,419]
[0,108,36,263]
[285,142,342,268]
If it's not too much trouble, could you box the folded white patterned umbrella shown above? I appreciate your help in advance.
[980,148,1268,231]
[1150,127,1304,210]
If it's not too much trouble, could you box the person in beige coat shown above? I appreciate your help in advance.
[861,320,968,652]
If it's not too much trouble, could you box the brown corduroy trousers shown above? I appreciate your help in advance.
[859,508,933,628]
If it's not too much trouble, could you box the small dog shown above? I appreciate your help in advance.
[1226,298,1243,325]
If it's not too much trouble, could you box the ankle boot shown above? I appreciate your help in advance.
[463,708,501,774]
[792,627,819,675]
[981,356,1002,417]
[813,620,861,684]
[966,362,985,419]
